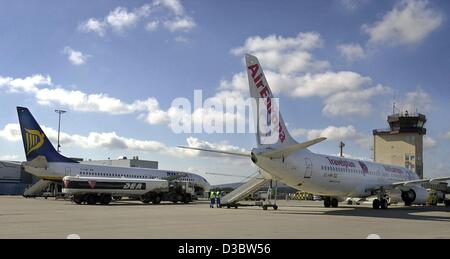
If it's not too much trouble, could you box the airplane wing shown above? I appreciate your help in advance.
[367,176,450,192]
[259,137,326,158]
[177,146,251,158]
[0,161,23,166]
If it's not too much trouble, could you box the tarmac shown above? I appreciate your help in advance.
[0,196,449,239]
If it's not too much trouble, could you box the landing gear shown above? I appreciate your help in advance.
[372,199,380,209]
[324,197,331,208]
[373,198,389,210]
[323,197,338,208]
[86,194,97,205]
[100,194,112,205]
[331,198,339,208]
[73,194,83,204]
[152,195,161,204]
[380,199,388,210]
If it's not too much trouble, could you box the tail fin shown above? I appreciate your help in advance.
[245,54,297,149]
[17,107,77,163]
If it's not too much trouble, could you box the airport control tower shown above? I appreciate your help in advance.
[373,111,427,179]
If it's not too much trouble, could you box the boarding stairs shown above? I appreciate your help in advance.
[23,179,51,197]
[221,173,270,206]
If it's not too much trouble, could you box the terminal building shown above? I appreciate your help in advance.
[373,111,426,179]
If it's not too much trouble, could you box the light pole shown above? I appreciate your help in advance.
[54,109,66,152]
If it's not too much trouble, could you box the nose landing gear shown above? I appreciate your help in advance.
[323,197,339,208]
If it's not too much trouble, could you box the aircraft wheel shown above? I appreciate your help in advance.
[86,194,97,205]
[331,198,339,208]
[152,196,161,204]
[262,205,268,210]
[273,205,278,210]
[380,199,388,209]
[100,194,112,205]
[372,199,380,209]
[73,195,83,205]
[324,198,331,208]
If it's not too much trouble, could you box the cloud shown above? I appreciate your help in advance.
[444,131,450,140]
[78,18,107,37]
[79,1,196,36]
[174,36,190,43]
[0,123,247,159]
[291,125,371,148]
[185,136,249,158]
[337,43,366,62]
[223,32,390,117]
[156,0,185,16]
[322,84,391,117]
[395,88,433,114]
[338,0,368,11]
[106,7,143,32]
[362,0,444,45]
[0,74,169,124]
[145,20,160,31]
[63,47,90,66]
[423,136,436,149]
[163,17,196,32]
[0,123,21,142]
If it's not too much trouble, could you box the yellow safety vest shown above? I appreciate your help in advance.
[210,192,215,199]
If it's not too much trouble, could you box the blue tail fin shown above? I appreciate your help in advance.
[17,107,77,163]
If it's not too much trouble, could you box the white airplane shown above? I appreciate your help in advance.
[16,107,211,197]
[179,54,450,209]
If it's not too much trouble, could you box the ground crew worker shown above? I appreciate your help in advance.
[209,191,215,208]
[216,191,221,208]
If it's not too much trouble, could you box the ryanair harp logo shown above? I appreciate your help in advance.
[25,129,45,155]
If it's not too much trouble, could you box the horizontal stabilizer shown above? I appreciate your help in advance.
[23,155,48,169]
[177,146,251,157]
[260,137,326,158]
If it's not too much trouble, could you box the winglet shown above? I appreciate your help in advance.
[259,137,326,158]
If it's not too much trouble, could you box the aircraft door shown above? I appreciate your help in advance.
[304,158,313,178]
[65,167,71,176]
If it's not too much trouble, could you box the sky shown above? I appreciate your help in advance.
[1,0,450,185]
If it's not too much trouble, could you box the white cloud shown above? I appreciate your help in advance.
[106,7,140,32]
[423,136,436,149]
[363,0,444,45]
[0,123,247,159]
[79,1,195,36]
[174,36,190,43]
[223,32,390,117]
[156,0,185,16]
[337,43,366,62]
[146,20,160,31]
[231,32,323,55]
[323,84,391,117]
[395,88,433,114]
[338,0,368,11]
[63,47,90,66]
[0,123,21,142]
[185,137,249,158]
[444,131,450,140]
[291,125,371,148]
[78,18,107,37]
[0,74,169,124]
[163,17,196,32]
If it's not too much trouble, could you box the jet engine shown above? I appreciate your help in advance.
[401,186,428,205]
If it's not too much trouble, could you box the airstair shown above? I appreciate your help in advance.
[23,179,51,197]
[221,174,270,206]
